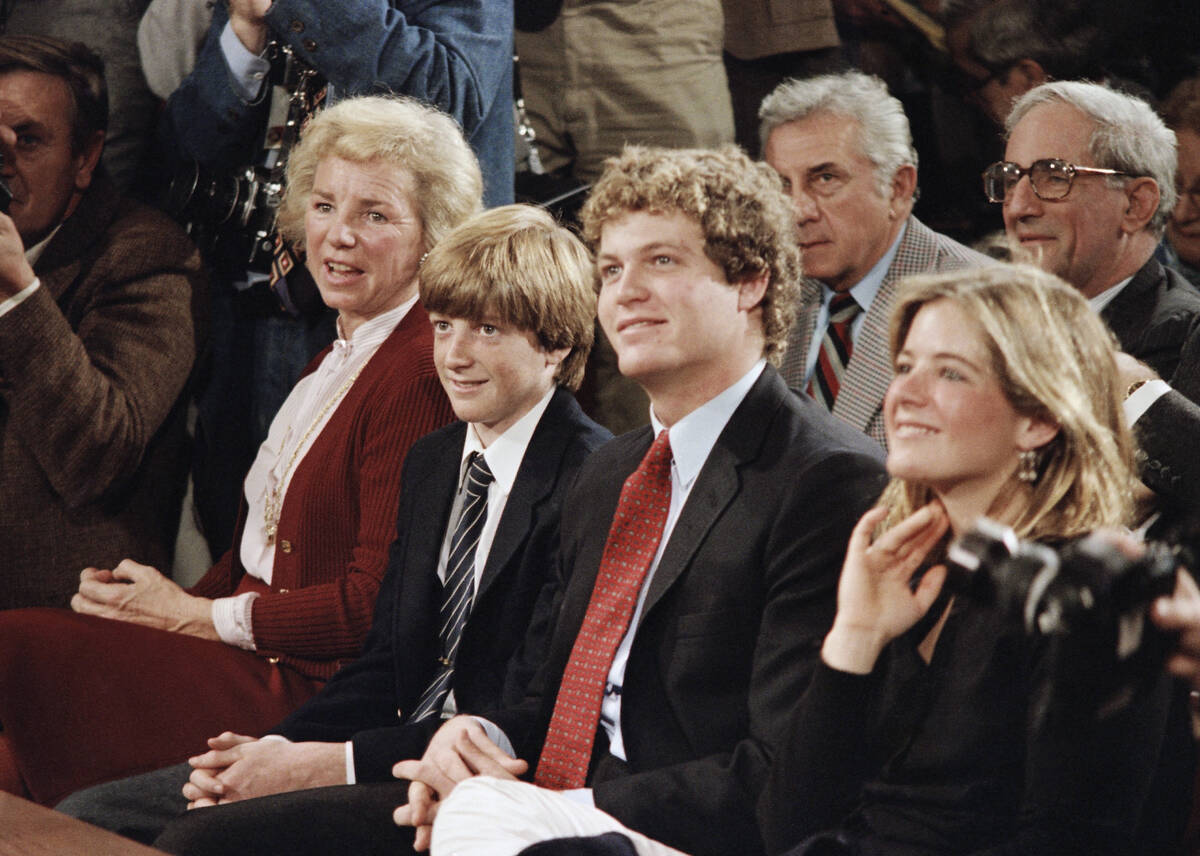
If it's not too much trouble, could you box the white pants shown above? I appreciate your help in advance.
[431,777,690,856]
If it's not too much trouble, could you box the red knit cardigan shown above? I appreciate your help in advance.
[188,304,454,679]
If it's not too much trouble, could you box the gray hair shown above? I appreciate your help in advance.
[1006,80,1177,234]
[759,71,917,199]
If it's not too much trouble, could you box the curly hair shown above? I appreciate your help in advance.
[420,205,596,390]
[278,94,482,252]
[877,262,1134,541]
[578,144,802,364]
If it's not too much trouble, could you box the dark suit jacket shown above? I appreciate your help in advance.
[273,387,610,781]
[490,366,888,856]
[1102,257,1200,524]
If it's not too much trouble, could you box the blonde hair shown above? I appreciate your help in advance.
[277,94,482,252]
[878,263,1134,540]
[419,205,597,390]
[578,145,801,365]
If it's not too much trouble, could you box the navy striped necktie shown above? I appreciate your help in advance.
[411,452,495,722]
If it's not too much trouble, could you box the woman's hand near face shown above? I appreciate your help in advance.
[822,503,950,674]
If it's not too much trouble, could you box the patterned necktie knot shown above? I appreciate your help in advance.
[534,430,673,790]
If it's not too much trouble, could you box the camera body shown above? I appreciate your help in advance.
[166,160,282,273]
[944,518,1182,719]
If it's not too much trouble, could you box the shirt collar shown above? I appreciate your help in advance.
[1088,274,1135,314]
[25,224,61,266]
[650,360,766,490]
[332,294,418,357]
[460,386,557,495]
[822,219,907,312]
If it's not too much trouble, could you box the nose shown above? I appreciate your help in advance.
[1002,172,1041,221]
[790,185,820,225]
[607,264,649,306]
[327,211,357,247]
[443,327,473,368]
[888,365,930,407]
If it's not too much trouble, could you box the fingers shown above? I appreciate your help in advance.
[187,797,218,810]
[1153,570,1200,632]
[456,729,528,779]
[112,559,161,583]
[413,821,433,852]
[188,748,243,769]
[866,503,947,574]
[911,563,948,614]
[182,774,224,803]
[402,779,435,827]
[847,506,890,555]
[207,732,257,750]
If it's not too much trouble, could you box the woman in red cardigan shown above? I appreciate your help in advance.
[0,94,480,806]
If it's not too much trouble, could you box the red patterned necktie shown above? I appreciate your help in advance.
[807,292,861,409]
[534,429,673,789]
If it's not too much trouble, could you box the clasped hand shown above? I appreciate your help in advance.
[391,715,528,851]
[182,732,346,808]
[71,559,217,640]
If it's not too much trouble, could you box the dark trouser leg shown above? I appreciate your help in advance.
[55,762,190,845]
[154,780,415,856]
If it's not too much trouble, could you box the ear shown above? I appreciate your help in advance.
[1120,177,1160,234]
[544,345,571,370]
[1016,415,1059,452]
[736,269,770,312]
[72,130,105,193]
[1008,58,1048,92]
[889,164,918,210]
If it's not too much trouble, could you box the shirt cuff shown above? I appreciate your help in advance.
[345,741,357,784]
[1125,379,1173,425]
[471,717,516,759]
[212,591,260,650]
[220,20,270,101]
[0,277,39,318]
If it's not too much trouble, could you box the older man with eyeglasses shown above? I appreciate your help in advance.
[991,80,1200,544]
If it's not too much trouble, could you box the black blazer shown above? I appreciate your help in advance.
[490,366,888,856]
[1103,257,1200,523]
[273,387,610,782]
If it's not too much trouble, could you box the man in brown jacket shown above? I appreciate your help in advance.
[0,36,206,609]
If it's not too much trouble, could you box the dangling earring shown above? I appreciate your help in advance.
[1017,449,1039,483]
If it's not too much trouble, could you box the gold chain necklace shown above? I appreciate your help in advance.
[263,363,365,544]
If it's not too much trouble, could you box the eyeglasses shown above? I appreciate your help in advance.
[982,158,1131,203]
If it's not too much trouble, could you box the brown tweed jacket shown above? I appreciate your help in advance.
[780,216,990,446]
[0,174,207,609]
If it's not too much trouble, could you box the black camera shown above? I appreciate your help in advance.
[944,518,1183,720]
[166,160,283,273]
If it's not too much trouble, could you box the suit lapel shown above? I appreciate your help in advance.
[832,217,933,440]
[780,278,822,388]
[638,367,787,623]
[1100,258,1159,353]
[475,388,573,600]
[393,426,464,679]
